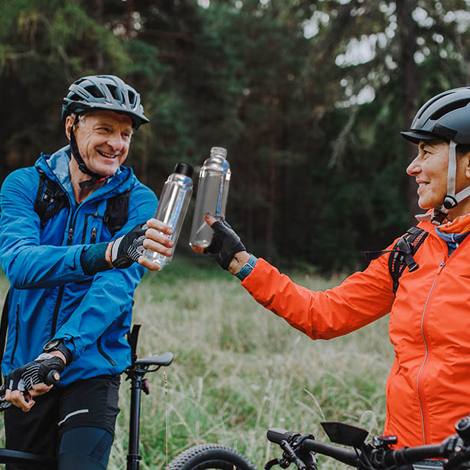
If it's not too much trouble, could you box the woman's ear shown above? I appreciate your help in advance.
[464,151,470,180]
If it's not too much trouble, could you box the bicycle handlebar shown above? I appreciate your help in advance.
[268,428,358,467]
[267,427,448,470]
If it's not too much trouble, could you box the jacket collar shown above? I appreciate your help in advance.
[35,145,135,200]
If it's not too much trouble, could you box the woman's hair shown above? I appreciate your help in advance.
[457,144,470,157]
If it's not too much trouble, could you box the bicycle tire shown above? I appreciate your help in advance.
[166,443,258,470]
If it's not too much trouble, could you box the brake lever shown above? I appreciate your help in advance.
[280,439,307,470]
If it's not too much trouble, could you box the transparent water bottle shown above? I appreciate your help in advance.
[189,147,231,253]
[143,162,193,268]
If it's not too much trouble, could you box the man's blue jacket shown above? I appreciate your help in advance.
[0,146,157,385]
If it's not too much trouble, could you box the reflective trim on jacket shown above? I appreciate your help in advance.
[242,221,470,448]
[0,146,158,385]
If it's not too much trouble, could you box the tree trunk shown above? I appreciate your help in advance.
[396,0,419,225]
[92,0,105,72]
[265,96,279,261]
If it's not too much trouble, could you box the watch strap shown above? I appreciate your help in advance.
[236,254,258,281]
[44,340,72,365]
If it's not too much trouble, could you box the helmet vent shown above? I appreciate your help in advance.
[430,99,470,121]
[85,85,103,99]
[107,84,120,101]
[128,90,136,106]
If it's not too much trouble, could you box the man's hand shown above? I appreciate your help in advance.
[108,220,174,270]
[4,353,65,412]
[203,214,249,272]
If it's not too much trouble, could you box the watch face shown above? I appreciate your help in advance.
[45,340,60,350]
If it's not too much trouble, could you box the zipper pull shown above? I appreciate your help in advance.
[91,227,97,244]
[437,261,445,274]
[67,227,74,245]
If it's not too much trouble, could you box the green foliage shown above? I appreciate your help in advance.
[1,0,470,271]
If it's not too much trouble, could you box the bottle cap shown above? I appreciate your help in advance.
[174,162,194,178]
[210,147,227,158]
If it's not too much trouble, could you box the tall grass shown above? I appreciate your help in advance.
[109,258,393,470]
[0,258,393,470]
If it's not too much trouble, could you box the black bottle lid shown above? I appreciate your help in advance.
[174,162,194,178]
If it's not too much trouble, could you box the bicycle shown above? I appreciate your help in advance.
[264,416,470,470]
[0,324,257,470]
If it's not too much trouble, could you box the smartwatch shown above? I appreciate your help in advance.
[235,254,258,281]
[43,339,72,365]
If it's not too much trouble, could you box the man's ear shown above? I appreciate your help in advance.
[64,116,74,141]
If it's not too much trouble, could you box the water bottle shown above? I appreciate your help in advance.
[143,162,193,268]
[189,147,231,253]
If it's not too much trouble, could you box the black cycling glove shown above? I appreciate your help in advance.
[5,353,65,391]
[205,218,246,270]
[111,223,147,269]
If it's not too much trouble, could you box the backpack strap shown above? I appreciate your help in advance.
[364,227,428,294]
[34,171,131,235]
[104,189,131,236]
[34,171,68,228]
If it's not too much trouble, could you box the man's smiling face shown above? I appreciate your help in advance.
[69,110,133,177]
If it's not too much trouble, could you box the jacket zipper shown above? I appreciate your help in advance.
[51,227,74,337]
[46,171,127,342]
[416,260,445,444]
[10,304,20,364]
[97,337,116,366]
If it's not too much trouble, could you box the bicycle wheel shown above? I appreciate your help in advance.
[166,443,258,470]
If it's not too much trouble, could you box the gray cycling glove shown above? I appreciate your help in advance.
[5,353,65,391]
[111,223,147,269]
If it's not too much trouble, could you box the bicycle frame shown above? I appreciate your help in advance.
[0,350,174,469]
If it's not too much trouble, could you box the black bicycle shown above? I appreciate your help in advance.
[264,416,470,470]
[0,324,257,470]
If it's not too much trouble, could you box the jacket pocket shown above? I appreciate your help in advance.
[97,337,116,367]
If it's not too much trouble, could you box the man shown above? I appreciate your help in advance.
[0,75,171,469]
[202,87,470,448]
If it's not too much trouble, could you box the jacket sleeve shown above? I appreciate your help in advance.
[0,169,87,289]
[241,252,396,340]
[51,184,158,361]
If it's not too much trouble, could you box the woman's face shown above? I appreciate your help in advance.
[406,140,450,210]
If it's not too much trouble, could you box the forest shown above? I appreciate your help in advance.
[1,0,470,271]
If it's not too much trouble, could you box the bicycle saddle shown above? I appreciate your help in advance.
[135,352,174,367]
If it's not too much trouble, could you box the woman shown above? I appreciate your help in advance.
[201,87,470,448]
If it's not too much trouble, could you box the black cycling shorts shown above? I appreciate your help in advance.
[4,375,120,468]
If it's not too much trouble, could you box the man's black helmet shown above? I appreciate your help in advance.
[401,87,470,145]
[62,75,149,130]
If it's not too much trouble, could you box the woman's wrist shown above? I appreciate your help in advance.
[228,251,251,275]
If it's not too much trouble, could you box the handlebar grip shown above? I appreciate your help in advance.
[267,428,297,444]
[302,439,358,466]
[382,445,443,467]
[44,370,61,385]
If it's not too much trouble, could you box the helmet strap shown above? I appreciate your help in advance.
[69,116,109,189]
[417,141,470,225]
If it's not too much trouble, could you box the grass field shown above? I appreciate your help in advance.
[0,257,394,470]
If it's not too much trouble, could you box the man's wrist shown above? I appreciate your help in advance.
[43,339,72,365]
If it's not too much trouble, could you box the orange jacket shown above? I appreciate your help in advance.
[242,218,470,448]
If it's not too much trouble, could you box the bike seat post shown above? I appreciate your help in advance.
[127,369,145,470]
